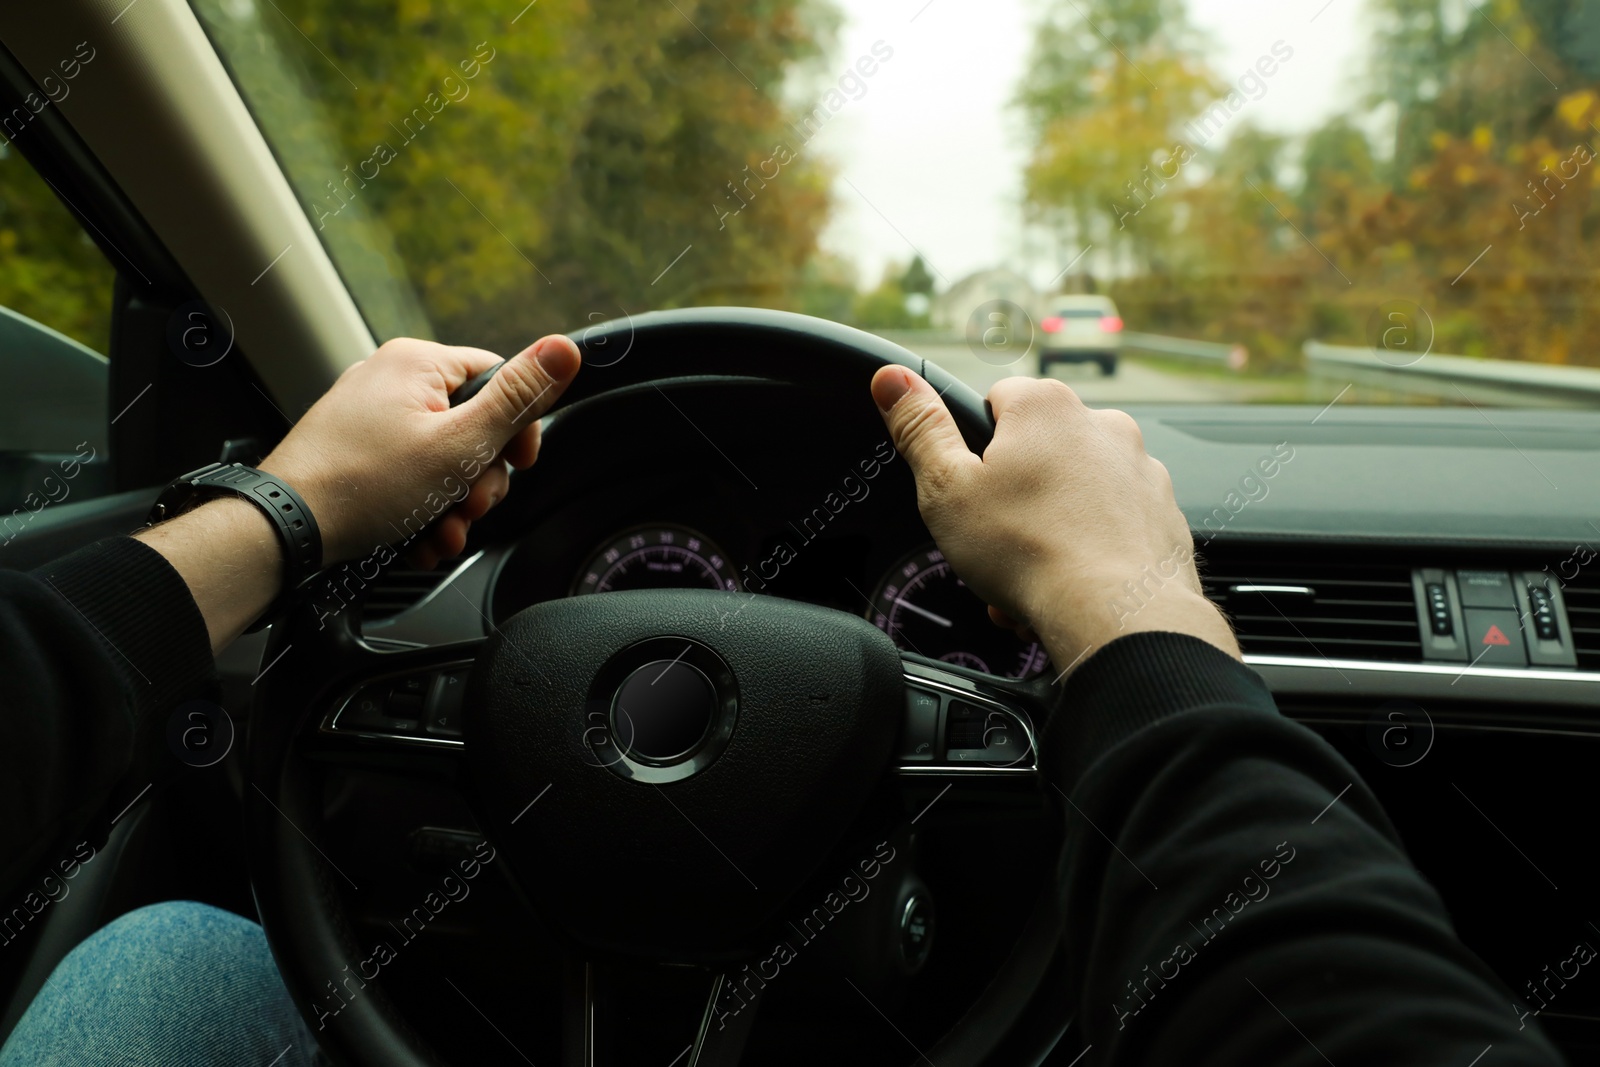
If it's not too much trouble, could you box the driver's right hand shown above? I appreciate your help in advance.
[869,367,1240,676]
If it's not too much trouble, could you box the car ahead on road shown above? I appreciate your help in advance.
[1038,295,1123,377]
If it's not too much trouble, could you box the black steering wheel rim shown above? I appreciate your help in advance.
[245,308,1067,1067]
[543,307,992,453]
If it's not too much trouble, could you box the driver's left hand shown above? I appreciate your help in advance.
[258,334,581,569]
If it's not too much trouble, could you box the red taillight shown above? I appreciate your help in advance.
[1041,316,1063,333]
[1099,316,1123,332]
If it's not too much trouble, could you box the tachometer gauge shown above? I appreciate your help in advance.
[572,525,739,595]
[868,545,1049,679]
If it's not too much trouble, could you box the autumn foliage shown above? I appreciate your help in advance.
[1018,0,1600,369]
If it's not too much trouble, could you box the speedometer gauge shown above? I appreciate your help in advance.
[572,525,739,595]
[868,545,1050,679]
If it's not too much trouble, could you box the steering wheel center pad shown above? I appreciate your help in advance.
[468,588,903,959]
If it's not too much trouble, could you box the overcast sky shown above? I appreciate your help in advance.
[809,0,1370,289]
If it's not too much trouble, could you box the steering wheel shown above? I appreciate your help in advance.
[246,309,1071,1066]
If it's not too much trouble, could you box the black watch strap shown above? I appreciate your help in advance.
[149,462,323,629]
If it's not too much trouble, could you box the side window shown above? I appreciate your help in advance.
[0,135,114,530]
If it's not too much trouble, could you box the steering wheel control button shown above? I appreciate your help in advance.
[899,686,942,760]
[976,712,1020,761]
[898,893,936,973]
[1457,570,1516,609]
[393,675,429,699]
[945,700,1032,764]
[944,701,985,749]
[338,686,388,730]
[383,676,429,730]
[323,665,479,740]
[612,659,717,764]
[1463,609,1528,667]
[426,671,469,738]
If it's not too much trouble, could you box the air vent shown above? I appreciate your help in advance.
[1561,576,1600,670]
[360,566,449,625]
[1200,560,1422,663]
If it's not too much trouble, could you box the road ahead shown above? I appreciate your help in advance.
[895,339,1269,405]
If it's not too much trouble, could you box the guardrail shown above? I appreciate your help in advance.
[1304,341,1600,408]
[1121,331,1244,364]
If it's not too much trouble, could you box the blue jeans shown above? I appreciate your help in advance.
[0,901,322,1066]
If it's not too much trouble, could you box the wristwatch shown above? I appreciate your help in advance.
[147,462,323,631]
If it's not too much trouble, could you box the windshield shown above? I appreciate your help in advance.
[193,0,1600,408]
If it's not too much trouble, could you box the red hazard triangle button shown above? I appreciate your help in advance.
[1481,624,1512,646]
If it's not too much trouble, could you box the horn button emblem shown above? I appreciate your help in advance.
[588,638,738,783]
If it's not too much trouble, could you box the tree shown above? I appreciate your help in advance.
[1014,0,1224,271]
[851,261,924,329]
[900,255,934,296]
[192,0,843,352]
[1299,117,1379,223]
[792,251,858,324]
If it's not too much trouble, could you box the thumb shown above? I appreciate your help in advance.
[459,335,581,446]
[870,366,977,488]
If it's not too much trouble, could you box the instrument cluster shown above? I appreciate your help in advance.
[567,523,1049,680]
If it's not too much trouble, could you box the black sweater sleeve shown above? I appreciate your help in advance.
[1044,632,1566,1066]
[0,537,215,899]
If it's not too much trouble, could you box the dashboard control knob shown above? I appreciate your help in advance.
[898,892,935,973]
